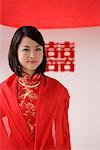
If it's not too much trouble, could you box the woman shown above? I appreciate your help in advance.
[0,26,71,150]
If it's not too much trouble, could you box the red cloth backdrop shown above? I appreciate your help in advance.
[0,0,100,28]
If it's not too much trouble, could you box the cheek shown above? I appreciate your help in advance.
[39,51,43,60]
[18,53,28,63]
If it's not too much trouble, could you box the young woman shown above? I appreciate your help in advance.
[0,26,71,150]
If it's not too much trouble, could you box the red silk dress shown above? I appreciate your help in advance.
[17,73,41,142]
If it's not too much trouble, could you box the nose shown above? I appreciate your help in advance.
[29,50,36,58]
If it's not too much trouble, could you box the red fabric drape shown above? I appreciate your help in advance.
[0,73,71,149]
[0,0,100,28]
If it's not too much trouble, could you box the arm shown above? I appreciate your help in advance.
[62,100,71,150]
[55,92,71,150]
[0,87,12,149]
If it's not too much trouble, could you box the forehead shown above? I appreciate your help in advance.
[19,36,40,47]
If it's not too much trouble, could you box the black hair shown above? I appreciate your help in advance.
[8,26,46,76]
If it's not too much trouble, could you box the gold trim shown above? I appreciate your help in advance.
[18,79,40,88]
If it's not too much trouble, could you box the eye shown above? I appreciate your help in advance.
[36,48,42,51]
[23,48,30,52]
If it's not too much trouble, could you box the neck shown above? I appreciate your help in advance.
[22,70,36,77]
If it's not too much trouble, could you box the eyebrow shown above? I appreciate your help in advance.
[23,45,41,48]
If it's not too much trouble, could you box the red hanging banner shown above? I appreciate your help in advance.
[0,0,100,28]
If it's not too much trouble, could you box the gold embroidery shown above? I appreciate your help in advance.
[17,72,40,138]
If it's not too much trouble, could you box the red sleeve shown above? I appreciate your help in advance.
[55,92,71,150]
[0,88,11,149]
[0,117,11,149]
[62,99,71,150]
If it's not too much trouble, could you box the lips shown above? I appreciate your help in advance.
[27,60,38,63]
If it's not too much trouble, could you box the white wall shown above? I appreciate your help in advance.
[0,25,100,150]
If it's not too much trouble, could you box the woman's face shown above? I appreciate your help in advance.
[17,36,43,76]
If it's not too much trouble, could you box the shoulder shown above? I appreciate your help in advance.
[45,74,65,88]
[42,74,70,109]
[42,74,69,97]
[0,74,16,89]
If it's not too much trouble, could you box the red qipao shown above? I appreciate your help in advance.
[0,73,71,150]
